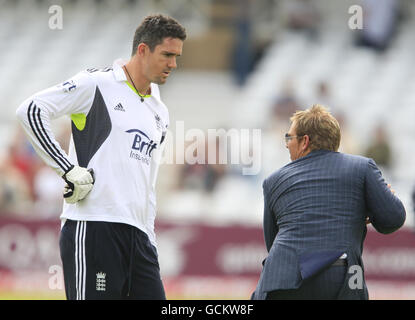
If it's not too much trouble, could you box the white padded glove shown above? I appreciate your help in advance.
[62,166,95,204]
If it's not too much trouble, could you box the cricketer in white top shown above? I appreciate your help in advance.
[16,59,169,247]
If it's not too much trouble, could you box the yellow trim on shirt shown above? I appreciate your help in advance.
[71,113,87,131]
[125,82,151,99]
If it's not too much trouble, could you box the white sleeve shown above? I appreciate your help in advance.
[16,70,96,177]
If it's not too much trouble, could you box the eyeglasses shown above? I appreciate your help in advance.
[284,133,303,144]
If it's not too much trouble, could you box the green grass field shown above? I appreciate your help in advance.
[0,290,66,300]
[0,291,246,300]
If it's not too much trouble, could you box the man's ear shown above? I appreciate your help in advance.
[302,135,310,151]
[137,43,148,56]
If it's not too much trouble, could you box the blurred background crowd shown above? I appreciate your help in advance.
[1,0,414,230]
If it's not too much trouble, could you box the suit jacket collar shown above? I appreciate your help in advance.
[291,149,335,164]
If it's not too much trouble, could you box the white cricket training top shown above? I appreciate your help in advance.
[16,59,169,247]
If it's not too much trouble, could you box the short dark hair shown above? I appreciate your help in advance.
[131,14,187,55]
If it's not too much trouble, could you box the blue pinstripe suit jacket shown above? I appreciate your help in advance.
[253,150,406,299]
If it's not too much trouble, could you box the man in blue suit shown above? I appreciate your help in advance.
[253,105,406,300]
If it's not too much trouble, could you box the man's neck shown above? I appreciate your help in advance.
[124,59,151,95]
[296,149,311,161]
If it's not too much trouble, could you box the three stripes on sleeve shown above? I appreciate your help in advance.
[26,101,73,174]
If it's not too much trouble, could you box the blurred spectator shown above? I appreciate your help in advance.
[314,81,337,113]
[356,0,400,52]
[178,137,227,193]
[0,152,31,215]
[232,0,254,86]
[8,128,42,200]
[282,0,320,38]
[271,78,302,125]
[364,124,392,170]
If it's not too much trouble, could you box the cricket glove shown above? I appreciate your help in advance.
[62,165,95,204]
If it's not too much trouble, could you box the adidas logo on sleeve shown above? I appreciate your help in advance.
[114,103,125,112]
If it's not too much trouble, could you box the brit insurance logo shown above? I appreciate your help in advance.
[126,129,158,165]
[59,80,77,93]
